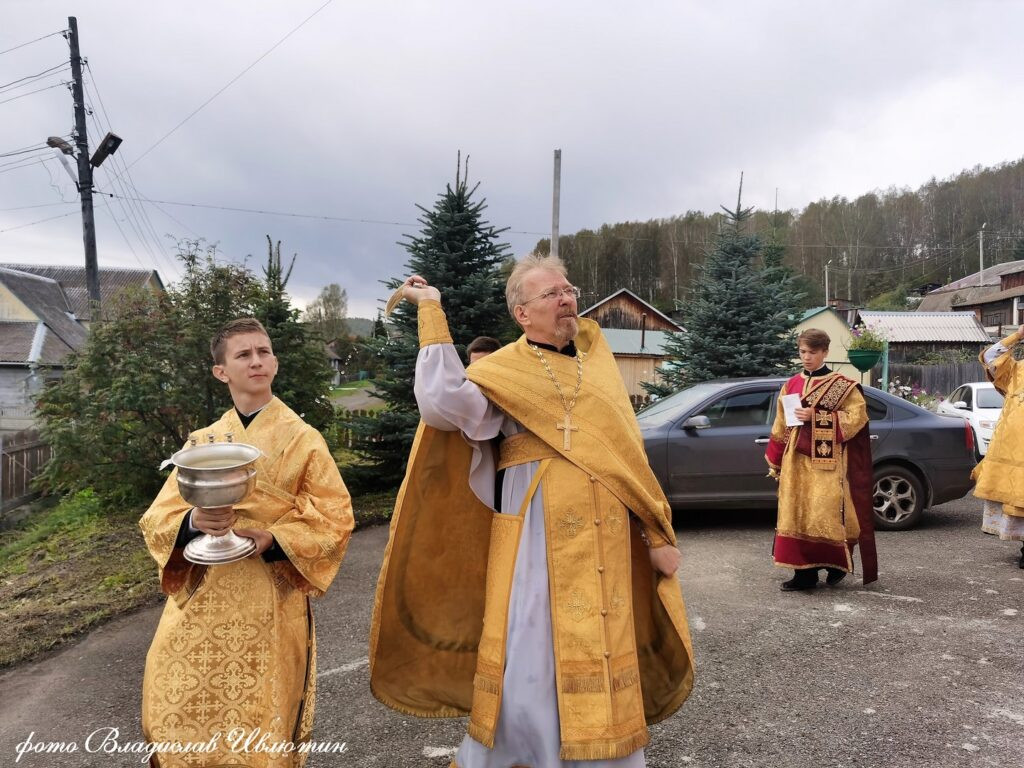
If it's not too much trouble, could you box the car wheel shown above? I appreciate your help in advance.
[872,464,925,531]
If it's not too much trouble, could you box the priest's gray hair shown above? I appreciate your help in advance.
[505,254,568,315]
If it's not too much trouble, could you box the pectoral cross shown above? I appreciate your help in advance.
[556,413,579,451]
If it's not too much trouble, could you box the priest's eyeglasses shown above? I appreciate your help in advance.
[521,285,581,305]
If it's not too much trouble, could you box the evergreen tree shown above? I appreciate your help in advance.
[643,195,804,398]
[256,236,335,432]
[36,238,334,504]
[345,163,514,491]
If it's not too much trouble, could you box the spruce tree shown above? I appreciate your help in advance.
[344,163,515,491]
[36,238,335,504]
[644,194,804,397]
[256,236,335,432]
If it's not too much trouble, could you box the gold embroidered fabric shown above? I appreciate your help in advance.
[804,375,857,470]
[497,431,558,469]
[139,398,354,767]
[417,299,454,347]
[772,375,867,560]
[974,331,1024,512]
[369,311,694,762]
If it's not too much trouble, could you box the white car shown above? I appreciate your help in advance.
[936,382,1004,458]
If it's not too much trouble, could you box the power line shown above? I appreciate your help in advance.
[0,81,67,106]
[0,151,52,170]
[0,156,55,175]
[100,0,337,188]
[0,61,69,93]
[95,186,148,271]
[0,30,66,57]
[0,145,49,158]
[0,134,73,157]
[84,97,160,259]
[0,201,76,212]
[83,68,183,280]
[0,209,78,234]
[106,192,421,228]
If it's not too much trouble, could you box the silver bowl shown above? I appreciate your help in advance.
[165,442,262,565]
[171,442,260,508]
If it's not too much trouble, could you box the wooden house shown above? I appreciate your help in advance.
[0,264,163,432]
[579,289,683,400]
[953,264,1024,334]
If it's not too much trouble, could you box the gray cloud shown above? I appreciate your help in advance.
[2,0,1022,318]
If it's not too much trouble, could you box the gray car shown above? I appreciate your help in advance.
[639,377,977,530]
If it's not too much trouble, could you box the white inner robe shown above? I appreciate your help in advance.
[415,343,644,768]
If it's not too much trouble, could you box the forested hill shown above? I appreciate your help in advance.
[535,157,1024,313]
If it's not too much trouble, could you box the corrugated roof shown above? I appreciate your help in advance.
[857,310,990,343]
[601,328,675,356]
[799,306,828,322]
[917,259,1024,311]
[918,285,994,312]
[929,259,1024,292]
[0,263,163,320]
[0,322,39,364]
[955,285,1024,308]
[0,268,88,355]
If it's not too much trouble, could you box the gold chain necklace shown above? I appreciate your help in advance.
[529,343,584,451]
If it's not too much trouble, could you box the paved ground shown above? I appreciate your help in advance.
[331,388,384,411]
[1,496,1022,767]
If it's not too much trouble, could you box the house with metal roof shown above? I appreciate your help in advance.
[792,307,860,380]
[0,263,164,323]
[917,259,1024,314]
[854,310,990,363]
[579,289,682,401]
[0,264,164,431]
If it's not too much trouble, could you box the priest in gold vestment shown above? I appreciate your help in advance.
[139,318,354,767]
[370,256,694,767]
[973,324,1024,568]
[765,328,877,591]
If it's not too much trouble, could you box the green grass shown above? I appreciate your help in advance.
[330,379,377,393]
[0,486,397,669]
[0,490,158,668]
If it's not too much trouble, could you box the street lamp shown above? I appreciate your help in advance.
[46,136,78,185]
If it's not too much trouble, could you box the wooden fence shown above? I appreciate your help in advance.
[1,428,51,513]
[334,409,375,448]
[886,362,987,397]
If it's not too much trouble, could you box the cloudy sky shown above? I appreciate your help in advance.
[2,1,1022,318]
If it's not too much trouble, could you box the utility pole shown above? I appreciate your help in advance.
[67,16,100,308]
[825,259,832,307]
[551,149,561,260]
[978,222,987,288]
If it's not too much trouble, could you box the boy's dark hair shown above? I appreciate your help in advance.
[467,336,502,357]
[210,318,271,364]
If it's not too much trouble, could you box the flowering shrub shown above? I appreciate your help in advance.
[847,324,887,351]
[880,377,939,410]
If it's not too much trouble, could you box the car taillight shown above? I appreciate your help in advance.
[964,419,975,455]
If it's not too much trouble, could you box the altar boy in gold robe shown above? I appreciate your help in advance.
[139,318,354,767]
[765,328,877,591]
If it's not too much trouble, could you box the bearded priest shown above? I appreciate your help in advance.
[370,255,694,767]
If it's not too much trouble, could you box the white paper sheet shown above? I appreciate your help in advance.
[782,393,804,427]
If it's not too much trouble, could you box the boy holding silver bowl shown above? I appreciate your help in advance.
[139,318,354,767]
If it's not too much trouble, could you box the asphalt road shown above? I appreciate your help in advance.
[1,495,1021,768]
